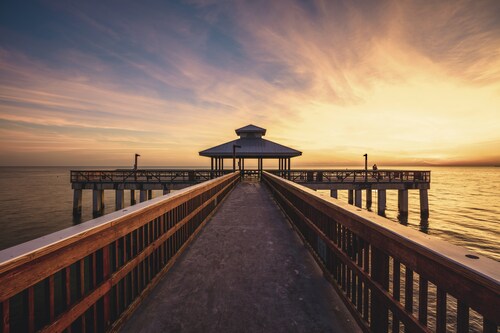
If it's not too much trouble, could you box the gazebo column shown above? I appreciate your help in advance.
[288,157,291,179]
[211,157,214,179]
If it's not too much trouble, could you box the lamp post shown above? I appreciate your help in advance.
[233,144,241,172]
[363,153,368,182]
[134,153,140,170]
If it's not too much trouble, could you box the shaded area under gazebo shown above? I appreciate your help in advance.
[199,125,302,175]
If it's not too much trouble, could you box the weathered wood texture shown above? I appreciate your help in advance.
[0,172,240,333]
[262,172,499,333]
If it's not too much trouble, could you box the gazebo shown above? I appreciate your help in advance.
[199,125,302,174]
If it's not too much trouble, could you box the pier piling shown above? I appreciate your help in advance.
[366,189,372,209]
[398,189,408,217]
[377,189,386,216]
[330,189,338,199]
[130,190,136,205]
[72,189,82,216]
[355,190,362,208]
[116,189,125,210]
[420,189,429,219]
[140,190,147,202]
[92,189,104,216]
[348,190,354,205]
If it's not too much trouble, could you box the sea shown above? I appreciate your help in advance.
[0,166,498,261]
[0,166,498,332]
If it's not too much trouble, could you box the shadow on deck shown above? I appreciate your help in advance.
[120,181,360,333]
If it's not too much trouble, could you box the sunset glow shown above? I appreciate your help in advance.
[1,0,499,166]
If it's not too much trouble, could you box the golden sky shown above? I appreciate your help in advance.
[0,0,499,166]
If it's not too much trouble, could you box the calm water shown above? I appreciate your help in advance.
[0,166,499,263]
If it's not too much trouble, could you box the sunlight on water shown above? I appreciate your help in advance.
[0,166,499,263]
[321,166,500,261]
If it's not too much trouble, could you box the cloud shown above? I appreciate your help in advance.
[0,0,499,166]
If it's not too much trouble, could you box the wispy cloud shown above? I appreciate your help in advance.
[0,0,499,165]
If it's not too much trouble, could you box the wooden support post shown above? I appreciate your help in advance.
[147,190,153,200]
[371,247,389,332]
[102,245,111,329]
[3,300,10,333]
[115,189,124,210]
[366,189,372,209]
[330,189,338,198]
[130,190,136,205]
[100,190,105,211]
[355,190,362,208]
[399,189,409,217]
[92,189,104,217]
[288,158,291,179]
[420,189,429,219]
[348,190,354,205]
[139,190,147,203]
[210,158,214,179]
[378,189,386,216]
[73,189,82,216]
[163,188,170,195]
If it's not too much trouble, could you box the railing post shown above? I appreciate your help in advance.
[370,246,389,332]
[102,245,111,329]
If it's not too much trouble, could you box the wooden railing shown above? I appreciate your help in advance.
[70,169,233,184]
[267,169,431,184]
[262,172,498,333]
[0,172,240,333]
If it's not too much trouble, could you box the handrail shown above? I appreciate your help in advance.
[70,169,234,183]
[70,169,430,184]
[267,169,431,183]
[262,172,498,333]
[0,172,240,333]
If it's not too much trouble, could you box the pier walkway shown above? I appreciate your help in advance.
[120,181,360,333]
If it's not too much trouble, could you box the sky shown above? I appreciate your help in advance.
[0,0,499,167]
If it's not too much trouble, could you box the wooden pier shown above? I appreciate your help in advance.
[1,172,498,333]
[71,168,430,220]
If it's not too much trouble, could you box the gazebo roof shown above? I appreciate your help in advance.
[199,125,302,158]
